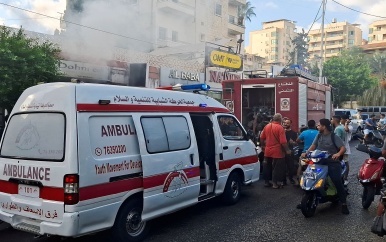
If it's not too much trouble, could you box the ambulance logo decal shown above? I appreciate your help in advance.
[234,147,242,157]
[15,122,40,150]
[163,162,188,198]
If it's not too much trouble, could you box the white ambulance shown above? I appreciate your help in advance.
[0,82,259,241]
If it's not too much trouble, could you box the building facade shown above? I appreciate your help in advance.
[308,21,362,61]
[368,19,386,44]
[246,19,297,66]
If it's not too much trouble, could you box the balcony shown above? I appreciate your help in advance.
[229,0,246,5]
[158,0,195,17]
[228,15,245,35]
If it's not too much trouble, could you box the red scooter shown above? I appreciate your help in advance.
[357,144,385,209]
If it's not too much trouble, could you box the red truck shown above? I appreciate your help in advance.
[222,76,333,132]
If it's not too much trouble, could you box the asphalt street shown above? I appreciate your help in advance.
[1,139,385,242]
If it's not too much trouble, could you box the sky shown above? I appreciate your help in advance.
[0,0,385,46]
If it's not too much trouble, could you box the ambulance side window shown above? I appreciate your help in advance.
[217,116,246,140]
[141,116,191,153]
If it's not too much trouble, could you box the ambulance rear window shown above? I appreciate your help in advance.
[0,112,65,161]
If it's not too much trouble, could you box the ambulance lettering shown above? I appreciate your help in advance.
[2,164,50,181]
[163,162,189,198]
[101,124,136,137]
[95,160,142,174]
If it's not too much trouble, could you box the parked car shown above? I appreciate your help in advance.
[351,113,370,133]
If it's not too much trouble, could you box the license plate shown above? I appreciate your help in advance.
[18,184,40,198]
[303,172,316,180]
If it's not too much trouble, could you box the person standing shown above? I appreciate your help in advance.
[260,113,291,189]
[282,118,298,185]
[364,114,377,143]
[296,120,318,184]
[332,115,345,141]
[341,114,353,186]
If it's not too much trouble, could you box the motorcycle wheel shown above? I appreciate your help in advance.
[301,193,317,218]
[374,139,384,148]
[362,185,376,209]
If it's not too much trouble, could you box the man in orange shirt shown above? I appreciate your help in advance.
[260,113,292,188]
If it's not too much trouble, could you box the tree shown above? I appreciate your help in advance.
[367,50,386,81]
[0,26,62,112]
[288,29,309,66]
[238,1,256,26]
[322,47,377,106]
[358,82,386,106]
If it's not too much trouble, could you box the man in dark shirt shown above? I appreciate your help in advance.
[364,114,377,143]
[282,118,298,185]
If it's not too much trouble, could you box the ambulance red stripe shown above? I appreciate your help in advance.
[77,104,230,113]
[219,155,258,170]
[0,158,256,202]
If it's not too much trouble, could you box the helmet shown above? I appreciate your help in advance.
[369,146,382,159]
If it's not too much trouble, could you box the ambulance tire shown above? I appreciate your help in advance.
[112,199,150,242]
[222,172,241,205]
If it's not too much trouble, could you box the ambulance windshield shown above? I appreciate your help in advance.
[0,112,65,161]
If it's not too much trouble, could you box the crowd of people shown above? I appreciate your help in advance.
[258,113,353,215]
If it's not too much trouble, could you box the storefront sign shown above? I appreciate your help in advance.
[169,70,200,81]
[59,60,109,81]
[208,70,241,83]
[205,47,243,70]
[160,68,204,86]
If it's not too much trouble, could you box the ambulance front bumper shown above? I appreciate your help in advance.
[0,209,79,236]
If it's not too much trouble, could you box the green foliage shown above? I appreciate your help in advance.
[238,1,256,25]
[288,29,309,66]
[367,50,386,81]
[357,84,386,106]
[323,47,377,106]
[0,26,62,111]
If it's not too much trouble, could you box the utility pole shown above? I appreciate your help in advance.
[319,0,326,84]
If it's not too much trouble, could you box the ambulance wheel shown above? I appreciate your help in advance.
[112,199,150,242]
[222,172,241,205]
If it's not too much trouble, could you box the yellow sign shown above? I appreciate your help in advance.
[209,50,242,70]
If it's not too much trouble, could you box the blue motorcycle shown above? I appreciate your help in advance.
[299,150,347,217]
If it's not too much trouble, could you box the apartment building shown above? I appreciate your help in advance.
[308,21,362,61]
[368,19,386,44]
[62,0,246,55]
[246,19,297,66]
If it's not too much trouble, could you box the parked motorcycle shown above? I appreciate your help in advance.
[299,150,347,217]
[371,181,386,236]
[356,144,385,209]
[354,129,384,148]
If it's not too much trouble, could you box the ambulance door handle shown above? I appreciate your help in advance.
[190,154,194,165]
[223,146,228,150]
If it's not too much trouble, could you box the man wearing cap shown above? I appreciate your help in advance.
[306,118,349,214]
[340,115,353,186]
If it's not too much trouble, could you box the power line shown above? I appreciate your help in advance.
[331,0,386,18]
[306,0,323,36]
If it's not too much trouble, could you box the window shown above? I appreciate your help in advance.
[1,113,65,161]
[349,31,354,36]
[218,116,246,140]
[172,31,178,42]
[368,107,373,112]
[271,39,278,44]
[271,32,277,37]
[159,27,167,40]
[215,3,222,16]
[374,107,379,112]
[381,108,386,112]
[348,39,354,45]
[377,26,382,31]
[142,116,191,153]
[369,37,373,42]
[271,47,278,52]
[369,28,373,34]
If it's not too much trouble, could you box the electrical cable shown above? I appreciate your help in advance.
[331,0,386,18]
[306,0,323,36]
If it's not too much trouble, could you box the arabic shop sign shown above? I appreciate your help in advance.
[205,47,243,71]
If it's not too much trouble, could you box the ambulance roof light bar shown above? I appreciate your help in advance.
[157,84,211,91]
